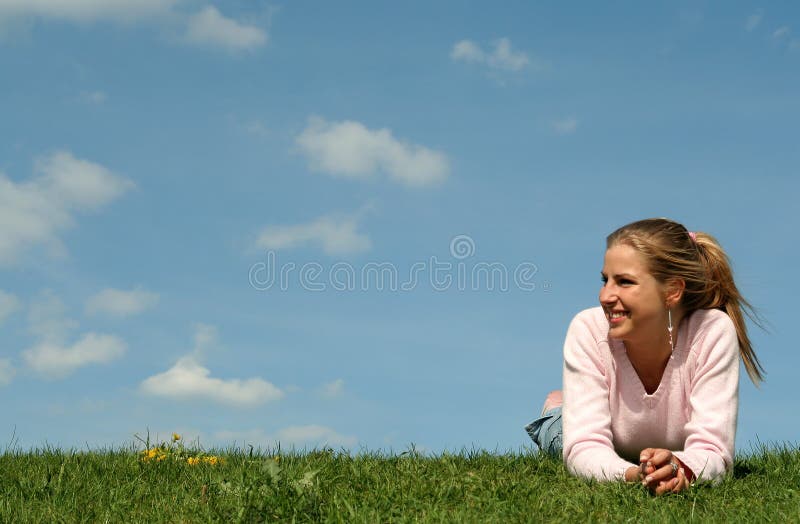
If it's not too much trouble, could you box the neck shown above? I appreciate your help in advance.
[624,309,685,366]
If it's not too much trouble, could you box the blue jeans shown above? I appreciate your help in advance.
[525,407,563,457]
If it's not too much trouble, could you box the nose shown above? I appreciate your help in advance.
[599,281,617,305]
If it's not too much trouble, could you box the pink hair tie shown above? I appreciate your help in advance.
[688,231,697,242]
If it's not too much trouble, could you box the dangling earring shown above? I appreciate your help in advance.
[667,308,674,352]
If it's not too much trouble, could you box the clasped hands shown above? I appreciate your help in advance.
[624,448,691,495]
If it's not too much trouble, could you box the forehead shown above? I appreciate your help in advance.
[602,243,650,274]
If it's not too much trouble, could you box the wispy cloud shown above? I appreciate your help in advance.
[745,10,763,32]
[0,2,269,55]
[321,378,344,398]
[275,425,357,447]
[23,333,126,379]
[22,291,126,379]
[80,90,107,105]
[773,26,791,40]
[27,291,78,343]
[296,117,449,186]
[0,151,133,266]
[85,287,160,318]
[193,323,218,354]
[215,425,357,448]
[0,358,15,386]
[0,0,176,22]
[552,117,579,136]
[255,213,371,256]
[140,325,283,407]
[185,6,267,51]
[0,290,21,325]
[451,38,531,72]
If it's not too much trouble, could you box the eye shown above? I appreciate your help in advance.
[619,278,634,286]
[600,275,608,284]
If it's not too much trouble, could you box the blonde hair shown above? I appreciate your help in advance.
[607,218,765,384]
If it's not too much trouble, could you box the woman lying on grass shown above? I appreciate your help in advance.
[526,218,764,495]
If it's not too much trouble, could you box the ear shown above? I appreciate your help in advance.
[664,278,686,308]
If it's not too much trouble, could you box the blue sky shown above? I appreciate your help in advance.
[1,1,798,454]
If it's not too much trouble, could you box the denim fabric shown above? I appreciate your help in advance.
[525,407,563,457]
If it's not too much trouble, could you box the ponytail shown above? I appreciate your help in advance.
[690,232,765,384]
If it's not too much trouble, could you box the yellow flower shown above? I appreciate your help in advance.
[172,433,182,442]
[203,456,220,466]
[187,457,200,466]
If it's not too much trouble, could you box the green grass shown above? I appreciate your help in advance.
[1,443,798,523]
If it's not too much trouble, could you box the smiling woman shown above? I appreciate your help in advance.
[525,218,765,496]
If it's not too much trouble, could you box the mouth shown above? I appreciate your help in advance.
[606,309,629,324]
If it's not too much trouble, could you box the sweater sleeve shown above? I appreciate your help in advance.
[562,311,636,481]
[673,314,739,482]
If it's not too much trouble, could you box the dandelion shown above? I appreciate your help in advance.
[187,457,200,466]
[141,447,167,462]
[172,433,182,442]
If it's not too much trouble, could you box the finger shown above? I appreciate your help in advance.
[671,469,687,494]
[653,475,680,496]
[643,462,677,487]
[639,448,655,464]
[650,449,673,467]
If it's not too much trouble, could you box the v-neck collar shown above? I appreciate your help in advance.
[608,334,683,400]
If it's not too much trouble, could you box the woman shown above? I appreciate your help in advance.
[526,218,764,495]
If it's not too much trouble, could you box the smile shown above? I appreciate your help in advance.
[606,310,629,323]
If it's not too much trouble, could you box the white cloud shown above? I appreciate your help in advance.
[215,425,357,448]
[0,150,133,266]
[85,287,159,317]
[255,214,370,256]
[0,358,15,386]
[451,40,484,63]
[321,378,344,398]
[451,38,530,72]
[0,290,21,324]
[141,324,281,406]
[23,332,126,378]
[745,10,763,32]
[296,117,449,186]
[773,26,791,39]
[140,355,283,407]
[0,0,176,22]
[552,117,579,136]
[23,291,126,378]
[185,6,266,51]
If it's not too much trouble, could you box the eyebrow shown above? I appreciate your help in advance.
[600,271,637,279]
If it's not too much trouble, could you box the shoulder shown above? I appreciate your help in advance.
[564,307,611,350]
[684,308,738,357]
[685,308,736,339]
[569,307,609,335]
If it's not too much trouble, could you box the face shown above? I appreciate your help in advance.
[599,243,668,343]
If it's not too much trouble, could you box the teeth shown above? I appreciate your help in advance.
[609,312,627,319]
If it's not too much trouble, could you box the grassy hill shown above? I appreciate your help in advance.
[2,441,798,522]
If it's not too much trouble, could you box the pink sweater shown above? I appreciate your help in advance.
[562,307,739,482]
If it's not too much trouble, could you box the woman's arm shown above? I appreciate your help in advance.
[562,311,637,481]
[672,312,739,482]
